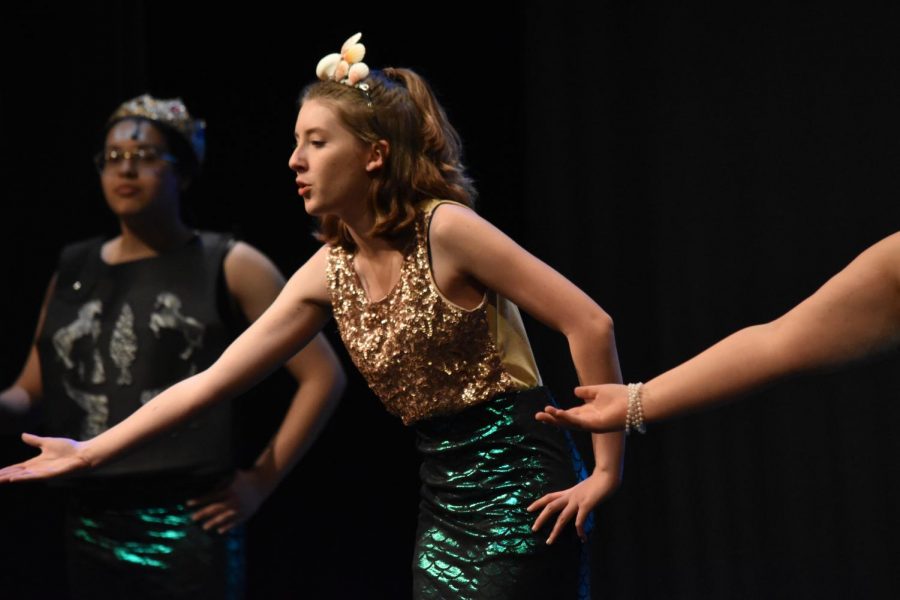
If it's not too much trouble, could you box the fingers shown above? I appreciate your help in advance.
[534,406,564,425]
[537,407,590,431]
[191,502,225,523]
[205,509,237,533]
[20,433,43,449]
[573,386,598,401]
[527,491,562,513]
[187,489,228,508]
[574,508,588,544]
[556,407,588,429]
[191,497,242,534]
[0,457,53,482]
[530,495,566,533]
[0,465,54,482]
[196,506,239,533]
[546,502,578,545]
[9,469,46,482]
[534,413,554,425]
[529,486,594,545]
[0,464,28,482]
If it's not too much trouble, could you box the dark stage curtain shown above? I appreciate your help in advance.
[520,4,900,599]
[2,3,900,598]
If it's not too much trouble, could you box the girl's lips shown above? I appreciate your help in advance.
[115,185,139,196]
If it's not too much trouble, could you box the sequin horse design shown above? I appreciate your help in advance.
[149,292,205,361]
[51,292,206,436]
[52,300,103,375]
[52,300,109,437]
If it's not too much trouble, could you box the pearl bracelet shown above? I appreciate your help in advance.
[626,382,647,435]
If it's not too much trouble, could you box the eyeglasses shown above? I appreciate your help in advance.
[94,147,178,171]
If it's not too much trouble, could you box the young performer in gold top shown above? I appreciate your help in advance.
[0,34,623,599]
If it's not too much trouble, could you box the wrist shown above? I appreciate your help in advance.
[79,440,102,469]
[641,381,658,422]
[248,463,282,496]
[591,464,621,480]
[589,466,623,490]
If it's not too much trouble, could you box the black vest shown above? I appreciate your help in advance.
[38,232,243,479]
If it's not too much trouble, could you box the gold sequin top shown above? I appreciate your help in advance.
[326,200,541,425]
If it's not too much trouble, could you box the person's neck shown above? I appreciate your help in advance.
[113,217,194,261]
[344,211,400,258]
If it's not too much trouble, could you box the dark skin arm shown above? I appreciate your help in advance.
[188,243,346,533]
[0,275,56,430]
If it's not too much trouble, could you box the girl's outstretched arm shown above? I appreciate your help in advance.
[538,232,900,432]
[0,246,335,483]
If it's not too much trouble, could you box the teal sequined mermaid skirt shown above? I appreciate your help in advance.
[413,387,591,600]
[63,477,245,600]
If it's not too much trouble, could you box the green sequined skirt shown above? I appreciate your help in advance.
[63,477,245,600]
[413,387,590,600]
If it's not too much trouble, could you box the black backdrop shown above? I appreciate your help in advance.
[2,3,900,598]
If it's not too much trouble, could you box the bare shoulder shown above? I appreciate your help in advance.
[219,242,285,322]
[299,243,333,273]
[846,232,900,283]
[223,241,283,287]
[429,203,505,255]
[222,242,334,320]
[862,231,900,261]
[283,244,333,307]
[429,202,483,233]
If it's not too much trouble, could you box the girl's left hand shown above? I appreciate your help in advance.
[188,469,272,534]
[527,470,619,544]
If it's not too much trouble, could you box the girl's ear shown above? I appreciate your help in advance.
[365,140,390,172]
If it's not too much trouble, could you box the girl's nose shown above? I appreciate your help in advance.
[289,146,306,171]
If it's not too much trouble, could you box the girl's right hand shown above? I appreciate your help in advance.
[0,433,92,482]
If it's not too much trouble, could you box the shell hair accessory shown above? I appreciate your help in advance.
[315,32,371,87]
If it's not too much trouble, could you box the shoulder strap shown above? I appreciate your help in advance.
[422,200,473,247]
[420,198,468,219]
[197,231,248,335]
[55,237,106,298]
[197,230,236,262]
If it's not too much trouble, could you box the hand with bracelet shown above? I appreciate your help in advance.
[538,231,900,434]
[536,382,646,434]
